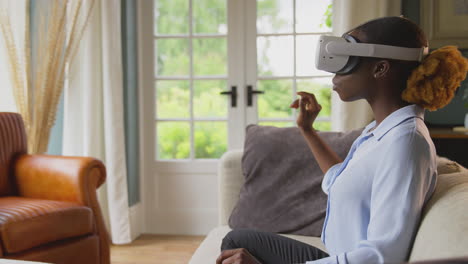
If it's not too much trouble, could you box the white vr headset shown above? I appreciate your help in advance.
[315,35,429,74]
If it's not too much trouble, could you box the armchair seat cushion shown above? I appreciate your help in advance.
[0,197,94,254]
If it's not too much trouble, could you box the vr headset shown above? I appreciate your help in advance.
[315,35,429,74]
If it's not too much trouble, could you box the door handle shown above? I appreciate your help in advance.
[220,86,237,107]
[247,85,264,106]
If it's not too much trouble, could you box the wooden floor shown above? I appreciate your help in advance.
[111,235,205,264]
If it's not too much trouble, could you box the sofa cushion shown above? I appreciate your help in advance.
[228,125,362,236]
[189,225,326,264]
[0,197,94,254]
[436,156,463,175]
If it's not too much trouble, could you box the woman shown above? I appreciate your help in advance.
[216,17,468,264]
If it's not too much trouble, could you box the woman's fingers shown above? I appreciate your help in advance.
[295,92,308,112]
[297,91,319,106]
[216,249,235,264]
[310,94,320,110]
[290,99,300,109]
[296,91,321,112]
[216,249,260,264]
[216,249,245,264]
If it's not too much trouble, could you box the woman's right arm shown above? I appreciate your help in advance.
[290,91,342,173]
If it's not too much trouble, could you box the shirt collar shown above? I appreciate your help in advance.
[363,104,425,141]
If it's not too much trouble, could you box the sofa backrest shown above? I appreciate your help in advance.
[409,158,468,261]
[0,113,27,196]
[219,150,468,261]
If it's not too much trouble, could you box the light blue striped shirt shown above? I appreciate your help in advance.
[308,104,437,264]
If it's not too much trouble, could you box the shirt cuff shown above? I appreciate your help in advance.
[305,255,338,264]
[305,253,350,264]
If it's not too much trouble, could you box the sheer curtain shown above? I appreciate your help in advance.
[62,0,131,244]
[0,22,17,113]
[0,0,24,113]
[331,0,401,131]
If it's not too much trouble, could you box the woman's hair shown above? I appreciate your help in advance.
[352,16,468,111]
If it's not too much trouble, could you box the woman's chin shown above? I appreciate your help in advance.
[334,90,347,101]
[335,90,359,102]
[338,93,358,102]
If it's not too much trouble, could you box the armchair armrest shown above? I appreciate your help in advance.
[14,154,111,264]
[14,154,106,206]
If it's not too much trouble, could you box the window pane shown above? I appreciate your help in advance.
[193,0,227,34]
[296,35,331,76]
[155,38,189,76]
[194,122,227,159]
[296,0,332,33]
[156,122,190,159]
[257,0,293,34]
[314,121,331,131]
[193,38,227,76]
[154,0,189,35]
[258,122,294,127]
[258,79,293,119]
[257,36,293,77]
[156,80,190,118]
[296,78,332,118]
[194,80,227,118]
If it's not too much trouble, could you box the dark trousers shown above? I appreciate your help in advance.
[221,229,329,264]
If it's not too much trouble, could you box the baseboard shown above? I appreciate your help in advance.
[130,202,144,240]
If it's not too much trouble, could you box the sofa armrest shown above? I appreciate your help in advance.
[14,154,106,205]
[218,150,244,226]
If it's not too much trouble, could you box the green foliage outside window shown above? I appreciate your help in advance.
[321,4,333,29]
[157,122,190,159]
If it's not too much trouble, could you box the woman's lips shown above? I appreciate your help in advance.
[332,77,338,90]
[332,81,338,90]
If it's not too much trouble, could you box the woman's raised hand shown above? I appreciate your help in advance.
[290,91,322,131]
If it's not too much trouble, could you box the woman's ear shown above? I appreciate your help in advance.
[373,60,391,79]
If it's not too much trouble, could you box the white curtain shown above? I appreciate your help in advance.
[331,0,401,131]
[63,0,131,244]
[0,22,17,112]
[0,0,24,113]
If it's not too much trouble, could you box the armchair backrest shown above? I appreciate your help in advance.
[0,112,27,196]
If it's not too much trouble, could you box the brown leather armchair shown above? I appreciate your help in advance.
[0,112,110,264]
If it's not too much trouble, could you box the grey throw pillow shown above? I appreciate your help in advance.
[228,124,362,236]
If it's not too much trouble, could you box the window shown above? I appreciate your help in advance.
[255,0,333,129]
[154,0,228,160]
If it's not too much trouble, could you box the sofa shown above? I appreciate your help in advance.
[190,126,468,264]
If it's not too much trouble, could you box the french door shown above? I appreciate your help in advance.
[148,0,333,174]
[138,0,333,234]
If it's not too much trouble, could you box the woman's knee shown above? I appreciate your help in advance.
[221,229,256,250]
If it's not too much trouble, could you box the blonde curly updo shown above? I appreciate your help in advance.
[402,46,468,111]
